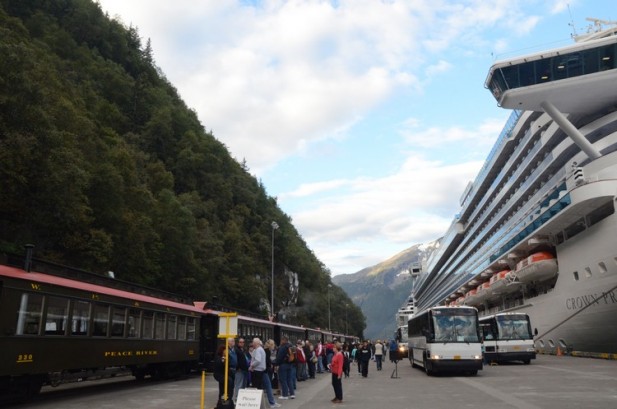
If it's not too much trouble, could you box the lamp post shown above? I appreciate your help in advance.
[328,284,332,330]
[345,303,348,335]
[271,221,279,318]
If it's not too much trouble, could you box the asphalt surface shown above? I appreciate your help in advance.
[7,354,617,409]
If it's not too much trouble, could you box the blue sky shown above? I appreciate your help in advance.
[98,0,614,276]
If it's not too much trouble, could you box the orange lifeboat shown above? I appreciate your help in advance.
[464,288,480,306]
[475,281,492,303]
[489,269,521,295]
[514,251,558,283]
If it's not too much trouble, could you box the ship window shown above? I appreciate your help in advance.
[45,296,69,335]
[583,48,599,74]
[558,339,567,349]
[564,217,586,239]
[584,267,592,279]
[599,45,615,71]
[573,271,579,281]
[538,340,545,348]
[587,201,614,227]
[599,262,608,274]
[548,339,555,348]
[554,231,565,245]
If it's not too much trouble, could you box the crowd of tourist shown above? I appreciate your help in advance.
[213,336,396,407]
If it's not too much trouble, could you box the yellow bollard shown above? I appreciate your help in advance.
[201,370,205,409]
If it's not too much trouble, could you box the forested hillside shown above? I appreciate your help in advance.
[0,0,364,335]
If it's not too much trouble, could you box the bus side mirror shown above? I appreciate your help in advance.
[534,328,538,336]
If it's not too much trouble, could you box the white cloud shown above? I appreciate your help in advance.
[97,0,536,175]
[550,0,574,14]
[286,156,484,274]
[399,116,507,149]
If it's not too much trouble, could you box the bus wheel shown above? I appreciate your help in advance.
[467,370,478,376]
[423,357,433,376]
[523,359,531,365]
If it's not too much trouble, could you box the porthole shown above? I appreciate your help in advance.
[558,339,567,348]
[599,262,607,274]
[585,267,592,278]
[538,340,545,348]
[573,271,579,281]
[548,339,555,348]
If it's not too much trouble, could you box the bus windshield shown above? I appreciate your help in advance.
[496,315,532,340]
[432,309,480,343]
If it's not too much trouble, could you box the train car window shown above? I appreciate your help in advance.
[128,309,141,338]
[154,313,166,339]
[111,307,127,337]
[187,317,196,340]
[143,311,154,339]
[45,296,69,335]
[167,315,177,340]
[16,293,44,335]
[92,304,110,336]
[71,300,91,336]
[177,316,187,340]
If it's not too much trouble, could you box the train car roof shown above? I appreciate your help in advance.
[194,304,276,325]
[0,264,204,314]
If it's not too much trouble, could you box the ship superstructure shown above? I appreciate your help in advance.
[413,20,617,354]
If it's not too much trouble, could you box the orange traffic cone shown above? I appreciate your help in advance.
[556,346,563,356]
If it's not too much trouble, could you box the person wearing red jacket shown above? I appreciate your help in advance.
[296,340,308,381]
[330,343,344,403]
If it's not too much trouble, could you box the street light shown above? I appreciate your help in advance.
[271,221,279,318]
[345,303,348,335]
[328,284,332,330]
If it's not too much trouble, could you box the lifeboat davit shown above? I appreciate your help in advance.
[474,281,492,304]
[489,269,521,295]
[514,251,558,283]
[464,288,480,306]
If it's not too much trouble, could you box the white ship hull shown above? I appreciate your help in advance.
[516,211,617,353]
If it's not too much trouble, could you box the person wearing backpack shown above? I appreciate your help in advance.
[275,336,295,400]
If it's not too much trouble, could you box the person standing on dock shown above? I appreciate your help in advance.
[275,336,295,400]
[359,341,371,378]
[330,342,344,404]
[233,338,249,403]
[374,340,384,371]
[249,338,266,390]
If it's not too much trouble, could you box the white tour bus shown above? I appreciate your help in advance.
[479,312,536,364]
[408,306,483,375]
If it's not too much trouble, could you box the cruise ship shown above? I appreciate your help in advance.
[412,19,617,354]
